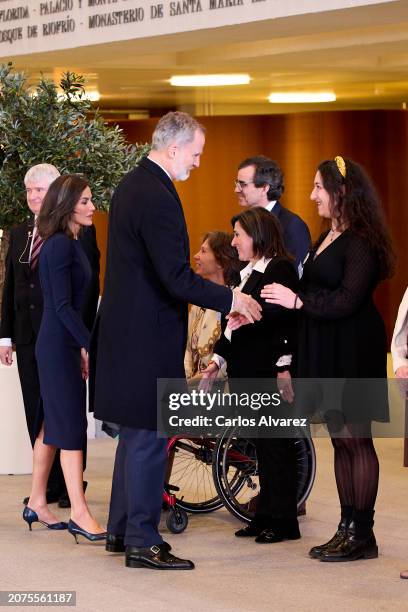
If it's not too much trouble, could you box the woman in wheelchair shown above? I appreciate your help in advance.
[184,231,241,382]
[202,207,300,544]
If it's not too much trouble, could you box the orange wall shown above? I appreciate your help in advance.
[95,111,408,339]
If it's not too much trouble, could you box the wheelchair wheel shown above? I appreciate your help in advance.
[166,506,189,534]
[167,438,223,513]
[212,427,316,523]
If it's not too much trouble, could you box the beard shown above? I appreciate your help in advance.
[174,169,190,181]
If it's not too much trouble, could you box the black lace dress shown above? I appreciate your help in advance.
[296,229,389,423]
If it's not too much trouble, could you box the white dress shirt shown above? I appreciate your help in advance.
[391,287,408,373]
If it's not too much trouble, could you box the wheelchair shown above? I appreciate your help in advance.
[165,427,316,531]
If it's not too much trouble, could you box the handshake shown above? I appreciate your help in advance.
[226,287,262,330]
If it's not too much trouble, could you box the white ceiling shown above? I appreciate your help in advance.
[4,0,408,115]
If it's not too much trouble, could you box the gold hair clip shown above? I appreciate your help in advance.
[334,156,346,178]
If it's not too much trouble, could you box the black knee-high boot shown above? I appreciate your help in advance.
[309,505,353,559]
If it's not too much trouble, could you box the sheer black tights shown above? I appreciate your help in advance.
[329,422,379,511]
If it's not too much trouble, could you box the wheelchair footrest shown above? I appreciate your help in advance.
[164,483,180,493]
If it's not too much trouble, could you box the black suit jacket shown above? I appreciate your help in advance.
[272,202,311,274]
[214,257,298,378]
[0,219,100,344]
[92,157,233,430]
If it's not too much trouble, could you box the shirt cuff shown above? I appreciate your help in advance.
[212,353,227,371]
[276,354,292,367]
[229,291,235,313]
[0,338,12,347]
[392,353,408,373]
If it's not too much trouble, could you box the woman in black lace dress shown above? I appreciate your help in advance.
[261,157,395,562]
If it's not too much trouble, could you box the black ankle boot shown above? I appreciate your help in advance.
[309,505,352,559]
[320,509,378,562]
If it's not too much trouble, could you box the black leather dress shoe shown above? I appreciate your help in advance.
[106,535,172,554]
[255,527,301,544]
[235,524,264,538]
[125,544,194,570]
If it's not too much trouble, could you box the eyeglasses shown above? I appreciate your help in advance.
[234,180,255,190]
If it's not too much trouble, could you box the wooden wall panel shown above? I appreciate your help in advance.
[95,111,408,338]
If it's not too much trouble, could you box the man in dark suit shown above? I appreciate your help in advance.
[92,112,261,570]
[235,156,311,275]
[0,163,100,507]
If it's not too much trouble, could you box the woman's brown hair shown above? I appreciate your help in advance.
[37,174,89,240]
[231,206,291,260]
[202,231,241,286]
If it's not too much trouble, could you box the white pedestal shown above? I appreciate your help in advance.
[0,358,32,475]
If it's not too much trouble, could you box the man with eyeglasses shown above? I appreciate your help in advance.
[235,156,311,275]
[0,163,100,508]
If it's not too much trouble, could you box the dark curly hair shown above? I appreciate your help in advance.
[202,231,241,287]
[317,158,395,280]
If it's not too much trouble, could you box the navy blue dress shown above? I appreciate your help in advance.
[36,233,91,450]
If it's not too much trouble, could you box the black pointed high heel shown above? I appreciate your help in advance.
[22,507,68,531]
[67,520,107,544]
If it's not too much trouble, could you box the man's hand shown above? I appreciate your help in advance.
[81,348,89,380]
[277,370,294,404]
[0,346,13,366]
[198,361,219,393]
[230,288,262,323]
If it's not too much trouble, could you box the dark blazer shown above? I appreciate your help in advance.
[213,257,298,378]
[91,157,232,430]
[272,202,311,274]
[0,219,100,343]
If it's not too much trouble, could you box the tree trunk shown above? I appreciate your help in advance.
[0,229,10,314]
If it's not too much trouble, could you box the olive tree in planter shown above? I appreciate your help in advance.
[0,63,149,304]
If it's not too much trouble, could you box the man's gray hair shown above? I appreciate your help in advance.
[151,111,205,150]
[24,163,60,186]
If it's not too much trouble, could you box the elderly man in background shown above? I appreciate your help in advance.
[0,163,100,508]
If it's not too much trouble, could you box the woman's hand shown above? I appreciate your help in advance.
[261,283,301,309]
[226,312,251,331]
[198,361,220,393]
[395,365,408,399]
[277,370,294,404]
[0,346,13,366]
[81,348,89,381]
[396,366,408,378]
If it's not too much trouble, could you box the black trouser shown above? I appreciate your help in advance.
[253,437,298,529]
[16,342,87,493]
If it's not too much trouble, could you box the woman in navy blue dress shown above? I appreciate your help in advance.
[24,175,105,542]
